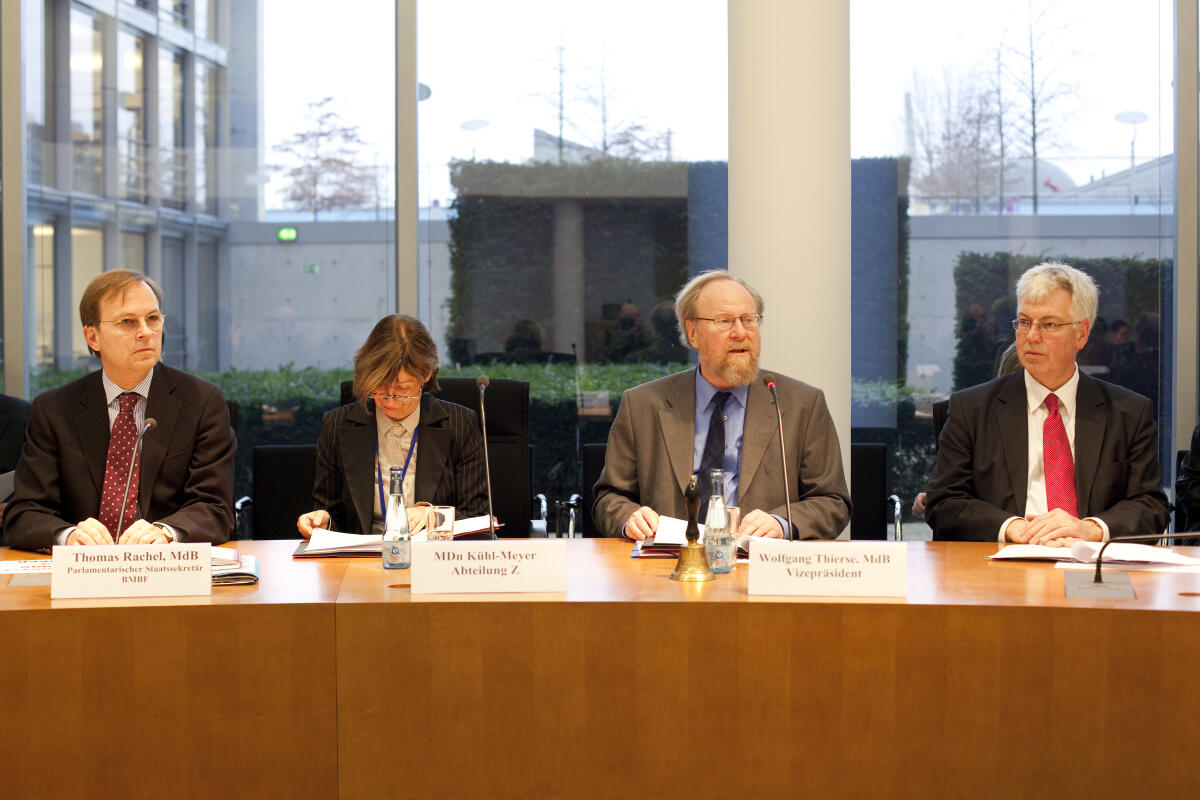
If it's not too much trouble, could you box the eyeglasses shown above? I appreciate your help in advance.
[368,391,422,402]
[694,314,763,332]
[99,313,166,333]
[1012,318,1082,335]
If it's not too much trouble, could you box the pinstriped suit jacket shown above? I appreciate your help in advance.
[312,393,488,534]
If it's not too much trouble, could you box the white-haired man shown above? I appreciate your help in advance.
[927,262,1169,544]
[592,270,851,540]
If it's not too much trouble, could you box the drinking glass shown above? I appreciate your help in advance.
[426,506,456,542]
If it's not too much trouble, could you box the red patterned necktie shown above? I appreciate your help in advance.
[98,392,142,538]
[1043,393,1078,516]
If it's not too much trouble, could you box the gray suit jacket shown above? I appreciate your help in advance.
[592,368,851,539]
[312,393,488,534]
[3,364,236,551]
[926,370,1170,541]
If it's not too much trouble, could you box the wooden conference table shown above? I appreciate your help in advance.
[3,539,1200,799]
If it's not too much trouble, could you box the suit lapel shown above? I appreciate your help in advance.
[343,402,379,534]
[1073,374,1105,515]
[414,395,450,503]
[996,372,1029,514]
[141,365,180,518]
[737,376,774,504]
[656,371,698,497]
[73,372,111,497]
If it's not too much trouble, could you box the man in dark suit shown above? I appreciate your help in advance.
[593,271,850,540]
[3,270,235,551]
[0,394,33,475]
[927,263,1168,544]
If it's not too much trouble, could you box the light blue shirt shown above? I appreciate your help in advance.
[693,370,748,506]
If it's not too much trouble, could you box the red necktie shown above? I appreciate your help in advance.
[99,392,142,538]
[1043,393,1078,516]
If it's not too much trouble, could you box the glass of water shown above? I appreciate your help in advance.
[425,505,456,542]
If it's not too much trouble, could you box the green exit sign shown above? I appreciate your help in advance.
[303,264,319,274]
[277,226,298,242]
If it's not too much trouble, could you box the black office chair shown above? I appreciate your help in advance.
[931,399,949,451]
[339,378,533,536]
[238,444,318,539]
[849,442,901,540]
[581,442,608,536]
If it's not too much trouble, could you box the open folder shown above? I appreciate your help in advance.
[293,515,500,557]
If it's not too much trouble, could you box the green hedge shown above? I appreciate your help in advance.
[31,362,939,515]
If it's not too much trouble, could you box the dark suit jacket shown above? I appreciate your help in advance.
[3,364,236,551]
[926,370,1169,541]
[592,368,851,539]
[312,394,488,534]
[1174,421,1200,533]
[0,394,33,474]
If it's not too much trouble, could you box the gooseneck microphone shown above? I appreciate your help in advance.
[762,375,795,542]
[476,376,497,540]
[116,417,156,539]
[1091,531,1200,583]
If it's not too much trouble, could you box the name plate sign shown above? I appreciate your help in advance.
[747,540,908,597]
[410,540,567,594]
[51,544,213,599]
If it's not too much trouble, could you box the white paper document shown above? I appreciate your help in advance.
[990,542,1200,567]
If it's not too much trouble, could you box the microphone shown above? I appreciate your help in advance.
[476,376,497,540]
[116,417,156,540]
[762,374,795,542]
[1090,531,1200,584]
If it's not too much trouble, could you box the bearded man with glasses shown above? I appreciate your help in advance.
[927,262,1168,544]
[592,270,851,541]
[4,269,236,551]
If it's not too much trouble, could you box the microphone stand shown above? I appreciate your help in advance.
[477,377,497,540]
[764,377,794,542]
[1091,531,1200,583]
[116,418,156,540]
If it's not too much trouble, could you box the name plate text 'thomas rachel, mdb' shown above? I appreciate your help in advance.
[51,543,213,599]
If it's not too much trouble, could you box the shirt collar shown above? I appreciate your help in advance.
[1024,365,1080,417]
[694,368,749,412]
[375,401,422,437]
[101,369,153,407]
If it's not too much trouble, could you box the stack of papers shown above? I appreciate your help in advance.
[990,541,1200,570]
[294,515,499,557]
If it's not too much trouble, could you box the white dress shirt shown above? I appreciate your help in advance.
[998,366,1110,543]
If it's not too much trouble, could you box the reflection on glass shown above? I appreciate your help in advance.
[195,60,215,214]
[70,9,103,195]
[33,225,55,367]
[117,30,148,202]
[70,229,104,362]
[418,0,728,507]
[159,48,186,208]
[849,0,1174,530]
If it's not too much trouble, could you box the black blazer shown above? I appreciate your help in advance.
[312,393,488,534]
[3,365,236,551]
[927,370,1169,541]
[0,394,33,474]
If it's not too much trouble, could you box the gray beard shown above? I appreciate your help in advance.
[713,352,759,387]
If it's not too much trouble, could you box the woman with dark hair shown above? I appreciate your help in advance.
[297,314,488,537]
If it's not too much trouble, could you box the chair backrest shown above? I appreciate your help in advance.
[339,377,532,536]
[251,444,317,539]
[931,399,949,452]
[849,442,888,539]
[581,442,608,536]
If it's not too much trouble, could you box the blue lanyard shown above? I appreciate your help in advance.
[376,424,420,524]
